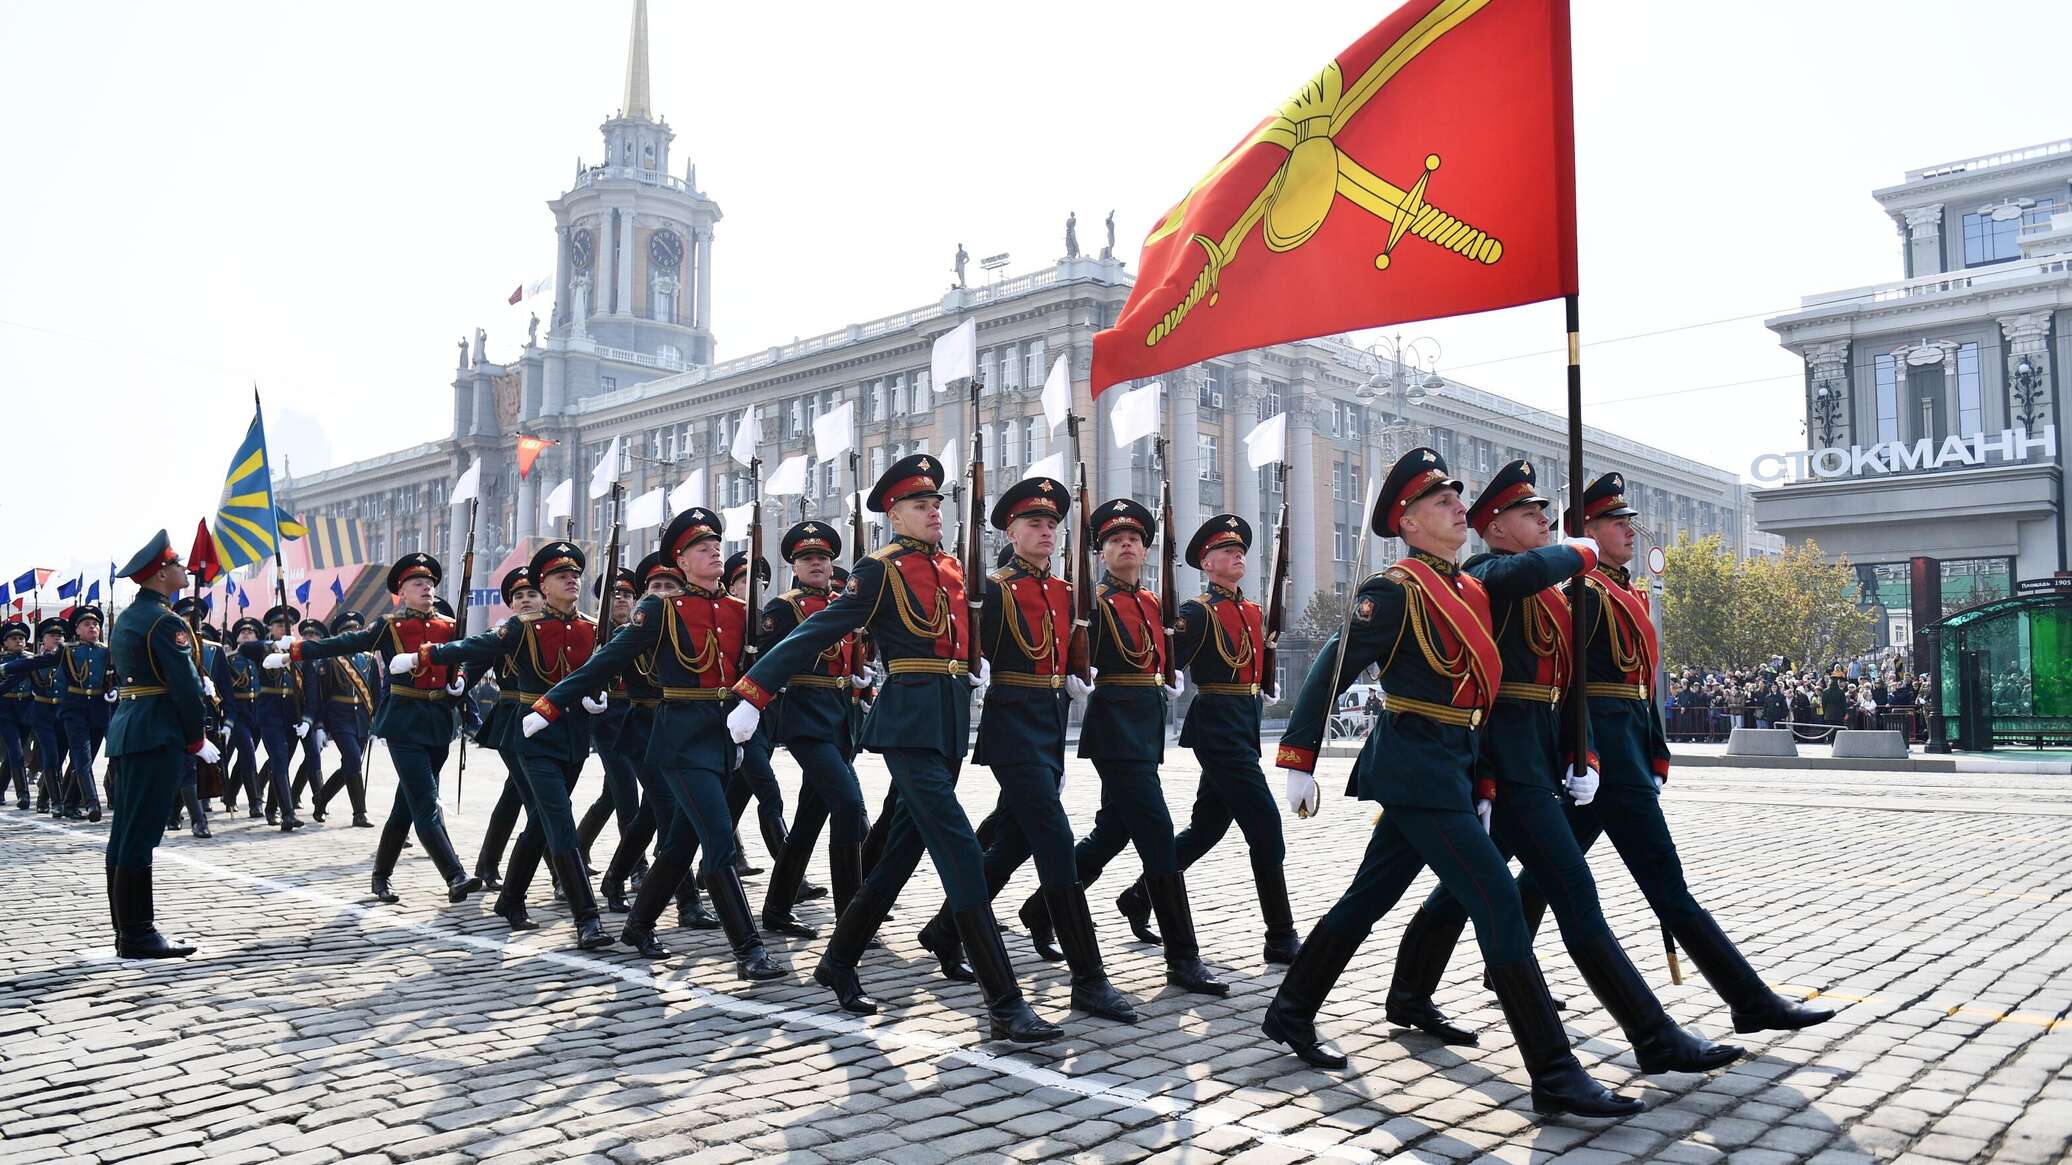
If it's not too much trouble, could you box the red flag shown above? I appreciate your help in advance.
[188,519,223,585]
[516,434,555,480]
[507,284,524,305]
[1092,0,1577,393]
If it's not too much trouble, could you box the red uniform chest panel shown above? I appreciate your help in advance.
[1006,575,1072,675]
[1210,599,1266,684]
[891,552,968,659]
[390,617,457,689]
[670,595,747,687]
[1105,588,1164,674]
[789,591,853,676]
[531,618,597,682]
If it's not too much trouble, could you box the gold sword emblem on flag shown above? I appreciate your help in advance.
[1142,0,1504,349]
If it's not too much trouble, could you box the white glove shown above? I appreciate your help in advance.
[849,673,872,690]
[581,693,609,714]
[388,652,418,676]
[273,636,297,652]
[1564,765,1600,807]
[202,676,217,699]
[727,700,761,744]
[1651,774,1664,793]
[1475,799,1493,833]
[262,652,290,670]
[195,739,221,765]
[311,729,327,752]
[444,674,467,697]
[294,719,311,739]
[1065,671,1095,701]
[104,688,119,704]
[1264,684,1281,704]
[1283,767,1320,818]
[521,711,550,738]
[968,658,991,690]
[1163,676,1185,700]
[1563,535,1601,559]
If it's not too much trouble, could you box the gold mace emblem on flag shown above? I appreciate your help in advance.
[1142,0,1503,350]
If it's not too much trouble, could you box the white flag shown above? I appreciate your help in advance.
[544,478,574,521]
[1243,413,1287,469]
[668,473,704,514]
[729,408,757,467]
[720,503,754,538]
[765,454,809,497]
[852,490,881,527]
[625,487,666,530]
[1041,354,1072,434]
[449,457,483,505]
[940,438,958,474]
[589,435,621,500]
[1022,450,1067,484]
[931,318,976,388]
[813,401,855,461]
[1109,381,1162,447]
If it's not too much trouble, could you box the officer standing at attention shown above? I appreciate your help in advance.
[730,454,1061,1042]
[1263,449,1637,1117]
[103,530,214,958]
[1111,514,1297,966]
[1378,460,1741,1074]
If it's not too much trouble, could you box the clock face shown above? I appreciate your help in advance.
[649,230,683,272]
[571,227,594,271]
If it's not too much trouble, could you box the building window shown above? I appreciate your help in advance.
[1956,342,1982,435]
[1024,420,1041,466]
[1908,362,1945,443]
[871,447,886,478]
[1002,419,1020,467]
[1964,199,2054,267]
[1334,523,1348,562]
[1025,345,1044,387]
[1332,461,1345,500]
[600,376,618,392]
[1261,381,1283,419]
[1874,354,1900,444]
[1197,372,1224,409]
[1198,435,1219,480]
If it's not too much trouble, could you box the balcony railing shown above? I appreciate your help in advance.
[1798,251,2072,310]
[570,166,697,196]
[1907,139,2072,182]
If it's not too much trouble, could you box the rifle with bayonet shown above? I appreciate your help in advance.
[744,457,764,675]
[963,379,986,671]
[847,448,872,670]
[1065,411,1093,682]
[452,496,479,805]
[1260,461,1291,701]
[1154,435,1178,689]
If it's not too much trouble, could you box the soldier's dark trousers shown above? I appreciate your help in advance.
[726,735,787,859]
[1064,759,1180,885]
[513,754,584,855]
[374,740,456,873]
[579,749,642,855]
[1411,777,1616,957]
[59,709,108,812]
[0,716,27,803]
[653,759,738,880]
[1173,747,1286,871]
[1316,803,1532,967]
[254,722,297,816]
[221,718,258,808]
[859,749,988,911]
[601,765,663,886]
[776,739,868,847]
[31,718,66,810]
[860,786,900,875]
[316,726,368,817]
[476,765,527,878]
[106,749,181,867]
[1513,779,1704,936]
[973,765,1078,888]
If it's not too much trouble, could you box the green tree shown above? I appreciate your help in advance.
[1296,588,1345,644]
[1659,533,1872,672]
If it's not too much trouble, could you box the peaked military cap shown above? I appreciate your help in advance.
[1373,447,1464,538]
[991,476,1069,530]
[1091,497,1156,547]
[829,565,849,587]
[530,540,585,581]
[0,619,28,642]
[782,521,841,563]
[117,529,180,582]
[662,507,724,560]
[499,566,537,606]
[386,552,442,594]
[635,551,685,590]
[1565,471,1639,536]
[1468,459,1550,535]
[298,617,329,637]
[68,605,105,635]
[725,551,772,588]
[264,604,300,628]
[35,617,66,640]
[593,564,639,599]
[231,616,266,640]
[172,596,207,620]
[867,452,946,513]
[1186,514,1253,569]
[332,609,366,631]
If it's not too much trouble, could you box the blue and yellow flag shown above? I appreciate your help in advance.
[214,394,286,569]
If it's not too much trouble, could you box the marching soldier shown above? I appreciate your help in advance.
[469,566,541,890]
[1493,474,1832,1036]
[575,567,645,879]
[722,549,782,877]
[103,530,212,958]
[19,619,71,815]
[250,604,307,831]
[281,616,333,817]
[729,455,1061,1041]
[6,606,116,820]
[165,596,230,839]
[414,542,609,948]
[221,617,266,815]
[0,619,32,808]
[252,553,482,904]
[1110,514,1298,965]
[911,478,1139,1022]
[1263,448,1638,1117]
[1377,460,1741,1074]
[529,512,783,979]
[750,520,870,940]
[1017,496,1226,996]
[310,610,379,827]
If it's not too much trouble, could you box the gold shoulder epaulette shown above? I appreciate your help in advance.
[868,544,901,562]
[988,567,1015,584]
[518,611,544,623]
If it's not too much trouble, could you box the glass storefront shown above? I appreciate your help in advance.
[1858,556,2015,623]
[1934,593,2072,747]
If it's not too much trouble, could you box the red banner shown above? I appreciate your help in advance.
[516,434,555,480]
[188,519,223,585]
[1092,0,1577,393]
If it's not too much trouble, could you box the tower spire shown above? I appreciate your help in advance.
[621,0,652,121]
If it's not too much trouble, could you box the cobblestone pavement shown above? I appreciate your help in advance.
[3,752,2069,1164]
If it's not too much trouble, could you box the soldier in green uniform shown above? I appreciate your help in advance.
[1263,449,1637,1117]
[469,567,541,890]
[103,531,211,958]
[1379,461,1741,1074]
[1110,514,1296,965]
[0,619,35,808]
[730,455,1060,1041]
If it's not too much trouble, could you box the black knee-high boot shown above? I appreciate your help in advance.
[620,850,690,958]
[1486,960,1641,1117]
[1253,855,1300,965]
[1263,922,1363,1068]
[956,905,1063,1043]
[550,848,611,950]
[707,866,784,980]
[1568,932,1743,1073]
[1046,885,1138,1022]
[815,881,895,1014]
[1385,904,1477,1045]
[1145,871,1227,995]
[494,829,546,931]
[1670,910,1834,1034]
[182,788,211,839]
[758,820,821,938]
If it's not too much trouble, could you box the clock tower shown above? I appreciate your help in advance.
[547,0,719,369]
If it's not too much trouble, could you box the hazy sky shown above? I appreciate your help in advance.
[3,0,2067,573]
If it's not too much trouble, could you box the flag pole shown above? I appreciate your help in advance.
[1562,292,1586,782]
[256,387,290,613]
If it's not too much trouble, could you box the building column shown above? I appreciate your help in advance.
[694,225,714,339]
[617,209,637,317]
[597,213,617,318]
[1904,204,1944,277]
[1171,373,1201,596]
[553,225,571,328]
[1286,397,1319,625]
[2001,311,2053,432]
[1803,340,1851,448]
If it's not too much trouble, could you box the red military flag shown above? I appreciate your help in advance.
[1091,0,1578,393]
[516,434,556,480]
[188,519,223,585]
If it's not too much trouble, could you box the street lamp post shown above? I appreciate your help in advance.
[1810,381,1844,447]
[2011,357,2046,431]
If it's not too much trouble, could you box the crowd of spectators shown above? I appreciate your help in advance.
[1664,648,1929,742]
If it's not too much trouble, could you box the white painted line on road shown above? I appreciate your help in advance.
[8,815,1390,1160]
